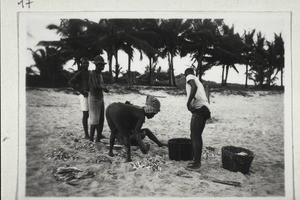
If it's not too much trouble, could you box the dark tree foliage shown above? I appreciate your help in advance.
[28,18,284,88]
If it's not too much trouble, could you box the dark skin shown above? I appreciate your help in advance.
[185,70,198,113]
[68,59,90,139]
[90,62,109,142]
[130,128,168,147]
[185,69,206,169]
[109,128,168,163]
[108,107,157,162]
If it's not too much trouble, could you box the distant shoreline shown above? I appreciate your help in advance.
[26,84,284,97]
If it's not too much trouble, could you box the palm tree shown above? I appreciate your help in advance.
[138,19,163,85]
[44,19,103,70]
[28,46,69,87]
[213,24,246,86]
[180,19,223,81]
[265,41,278,85]
[46,19,96,69]
[159,19,191,86]
[83,19,161,84]
[117,19,162,86]
[273,33,284,86]
[249,32,269,87]
[242,29,256,88]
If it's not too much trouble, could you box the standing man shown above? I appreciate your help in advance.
[106,96,162,162]
[89,55,109,142]
[68,57,90,139]
[185,68,211,169]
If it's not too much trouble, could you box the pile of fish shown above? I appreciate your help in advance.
[53,166,95,186]
[60,132,75,140]
[115,149,127,158]
[70,140,102,152]
[87,155,112,164]
[202,146,219,160]
[131,158,166,172]
[44,148,79,161]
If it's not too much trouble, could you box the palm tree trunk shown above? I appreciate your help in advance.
[76,58,81,71]
[114,50,119,83]
[204,84,210,104]
[168,54,172,86]
[148,57,152,85]
[171,54,177,86]
[196,53,203,82]
[221,65,225,85]
[107,53,113,83]
[127,55,132,88]
[259,66,264,88]
[168,53,176,86]
[245,64,248,88]
[281,68,283,87]
[224,65,229,85]
[267,71,271,86]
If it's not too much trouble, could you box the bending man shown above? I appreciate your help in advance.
[106,96,163,162]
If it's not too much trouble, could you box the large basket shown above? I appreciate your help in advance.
[168,138,193,161]
[221,146,254,174]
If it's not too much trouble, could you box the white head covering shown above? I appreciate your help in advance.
[144,95,161,114]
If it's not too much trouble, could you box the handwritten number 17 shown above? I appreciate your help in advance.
[18,0,33,8]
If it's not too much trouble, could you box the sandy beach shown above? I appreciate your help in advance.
[25,87,284,197]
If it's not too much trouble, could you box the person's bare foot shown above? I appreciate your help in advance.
[96,135,106,142]
[108,151,114,157]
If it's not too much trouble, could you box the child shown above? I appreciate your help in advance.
[185,68,211,169]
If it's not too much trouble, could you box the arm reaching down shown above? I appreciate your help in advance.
[143,128,167,147]
[132,118,149,154]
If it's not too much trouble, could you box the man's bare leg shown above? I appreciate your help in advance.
[96,101,105,142]
[82,111,89,139]
[90,124,97,142]
[124,135,132,162]
[108,131,117,157]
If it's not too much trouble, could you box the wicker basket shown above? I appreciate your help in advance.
[221,146,254,174]
[168,138,193,161]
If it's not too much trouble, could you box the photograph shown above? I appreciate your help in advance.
[18,11,292,198]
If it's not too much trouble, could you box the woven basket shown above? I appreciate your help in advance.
[221,146,254,174]
[168,138,193,161]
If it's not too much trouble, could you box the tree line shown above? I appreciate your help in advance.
[27,19,284,88]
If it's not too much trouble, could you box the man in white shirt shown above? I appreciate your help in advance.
[185,68,211,169]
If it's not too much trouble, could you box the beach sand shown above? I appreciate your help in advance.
[25,87,284,197]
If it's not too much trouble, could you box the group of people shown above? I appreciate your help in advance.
[68,56,108,142]
[69,55,211,169]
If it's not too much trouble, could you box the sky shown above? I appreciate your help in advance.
[24,12,288,85]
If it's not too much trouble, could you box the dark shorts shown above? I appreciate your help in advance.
[192,106,211,121]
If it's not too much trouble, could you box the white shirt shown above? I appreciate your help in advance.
[185,74,210,110]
